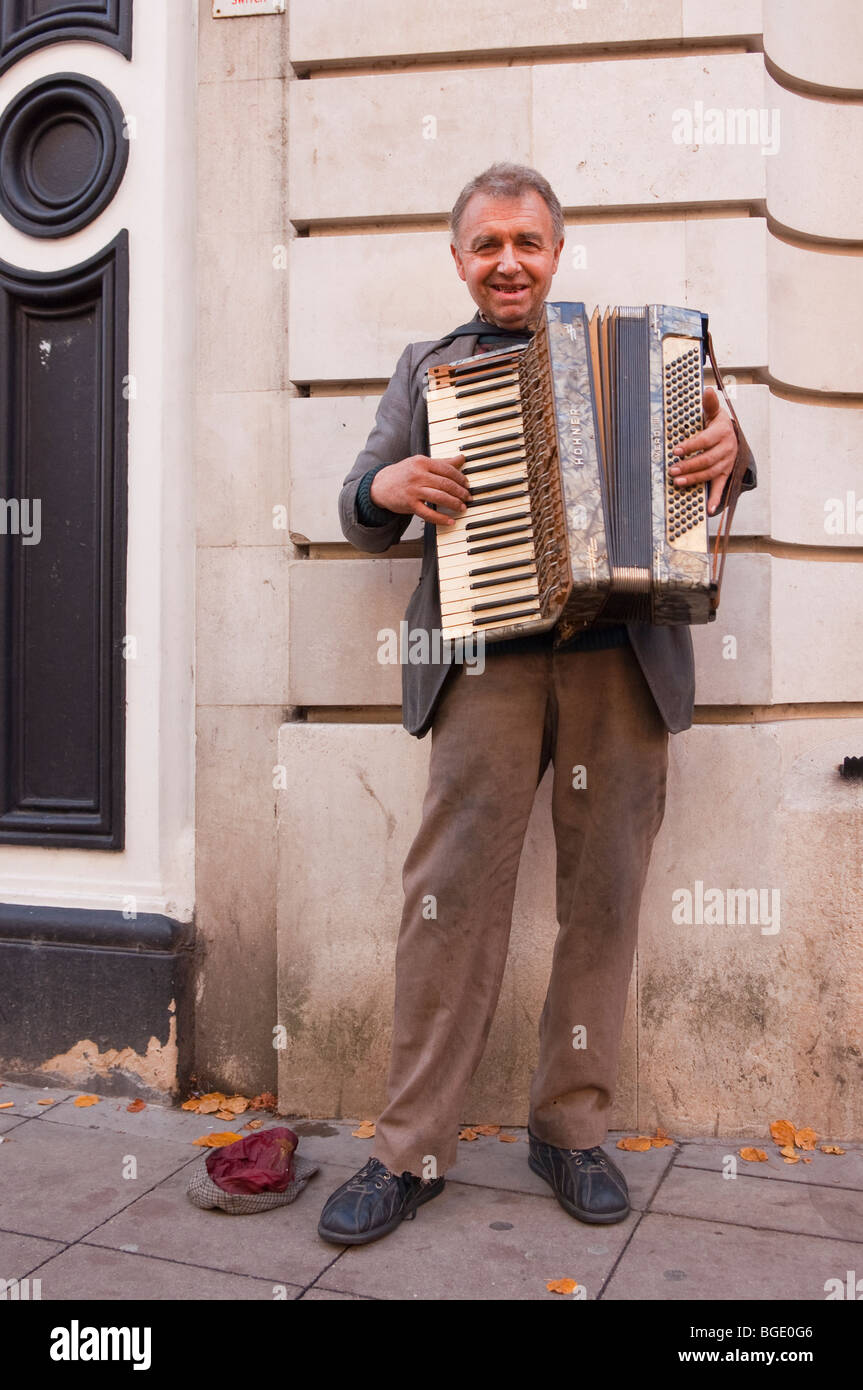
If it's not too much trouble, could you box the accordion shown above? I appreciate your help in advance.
[426,301,744,645]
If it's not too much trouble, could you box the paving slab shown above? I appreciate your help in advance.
[676,1140,863,1191]
[315,1179,636,1300]
[603,1212,863,1301]
[0,1229,65,1283]
[39,1095,254,1145]
[83,1160,343,1287]
[34,1244,302,1301]
[0,1081,78,1119]
[300,1286,376,1300]
[652,1163,863,1242]
[0,1113,29,1135]
[0,1119,194,1242]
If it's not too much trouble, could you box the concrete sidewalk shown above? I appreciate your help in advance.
[1,1079,861,1301]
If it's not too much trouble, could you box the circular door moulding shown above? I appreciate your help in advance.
[0,73,128,237]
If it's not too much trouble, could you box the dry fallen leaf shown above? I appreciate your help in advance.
[782,1154,800,1165]
[473,1125,501,1136]
[223,1096,249,1115]
[192,1131,242,1148]
[181,1097,201,1112]
[37,1098,54,1106]
[498,1133,519,1143]
[617,1136,652,1152]
[352,1122,376,1138]
[73,1095,100,1108]
[245,1118,264,1131]
[249,1092,278,1112]
[802,1157,812,1164]
[821,1145,845,1156]
[739,1147,768,1163]
[214,1109,237,1121]
[126,1099,146,1114]
[547,1278,579,1295]
[0,1102,13,1110]
[650,1135,674,1148]
[458,1127,478,1141]
[779,1145,797,1159]
[197,1099,222,1115]
[769,1119,796,1148]
[795,1127,818,1151]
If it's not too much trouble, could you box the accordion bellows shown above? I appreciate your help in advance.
[427,301,727,646]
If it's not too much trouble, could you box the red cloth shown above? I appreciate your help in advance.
[206,1127,298,1194]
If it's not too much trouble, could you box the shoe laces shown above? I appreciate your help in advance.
[345,1157,394,1192]
[567,1146,607,1170]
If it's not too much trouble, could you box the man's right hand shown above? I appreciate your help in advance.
[369,454,470,527]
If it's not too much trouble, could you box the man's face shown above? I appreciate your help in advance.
[450,189,564,330]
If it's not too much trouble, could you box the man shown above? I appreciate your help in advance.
[319,164,756,1246]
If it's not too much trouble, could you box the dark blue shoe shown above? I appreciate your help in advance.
[318,1156,445,1245]
[528,1131,630,1224]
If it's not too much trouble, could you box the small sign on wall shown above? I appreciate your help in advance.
[213,0,285,16]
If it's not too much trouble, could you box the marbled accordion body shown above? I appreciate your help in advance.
[427,301,715,645]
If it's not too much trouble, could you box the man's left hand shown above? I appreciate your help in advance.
[668,387,738,515]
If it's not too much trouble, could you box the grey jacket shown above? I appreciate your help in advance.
[338,324,757,739]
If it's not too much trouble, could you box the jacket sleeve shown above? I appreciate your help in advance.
[338,344,416,554]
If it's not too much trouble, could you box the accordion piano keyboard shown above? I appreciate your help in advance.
[427,352,544,641]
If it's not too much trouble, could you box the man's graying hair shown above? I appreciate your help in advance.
[450,163,565,247]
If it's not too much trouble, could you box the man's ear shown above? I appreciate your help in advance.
[450,240,467,283]
[550,236,564,274]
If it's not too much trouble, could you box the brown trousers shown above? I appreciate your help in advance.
[372,640,669,1178]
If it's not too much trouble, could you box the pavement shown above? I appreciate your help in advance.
[1,1078,861,1302]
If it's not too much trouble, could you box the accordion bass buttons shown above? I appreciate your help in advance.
[662,337,708,553]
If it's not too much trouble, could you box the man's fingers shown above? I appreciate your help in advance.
[419,485,467,510]
[702,385,721,420]
[428,455,469,486]
[706,474,727,515]
[414,501,461,527]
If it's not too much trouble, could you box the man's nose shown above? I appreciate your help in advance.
[496,242,520,274]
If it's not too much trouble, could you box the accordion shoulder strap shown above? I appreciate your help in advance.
[705,330,749,614]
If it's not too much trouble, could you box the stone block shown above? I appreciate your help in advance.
[534,55,766,212]
[771,559,863,702]
[198,390,288,548]
[197,0,287,84]
[769,395,863,547]
[768,238,863,394]
[289,395,423,544]
[289,69,531,221]
[637,719,863,1141]
[764,0,863,93]
[692,554,772,705]
[682,0,763,39]
[288,0,684,64]
[287,557,420,705]
[196,546,291,705]
[767,79,863,241]
[197,78,285,238]
[198,232,288,395]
